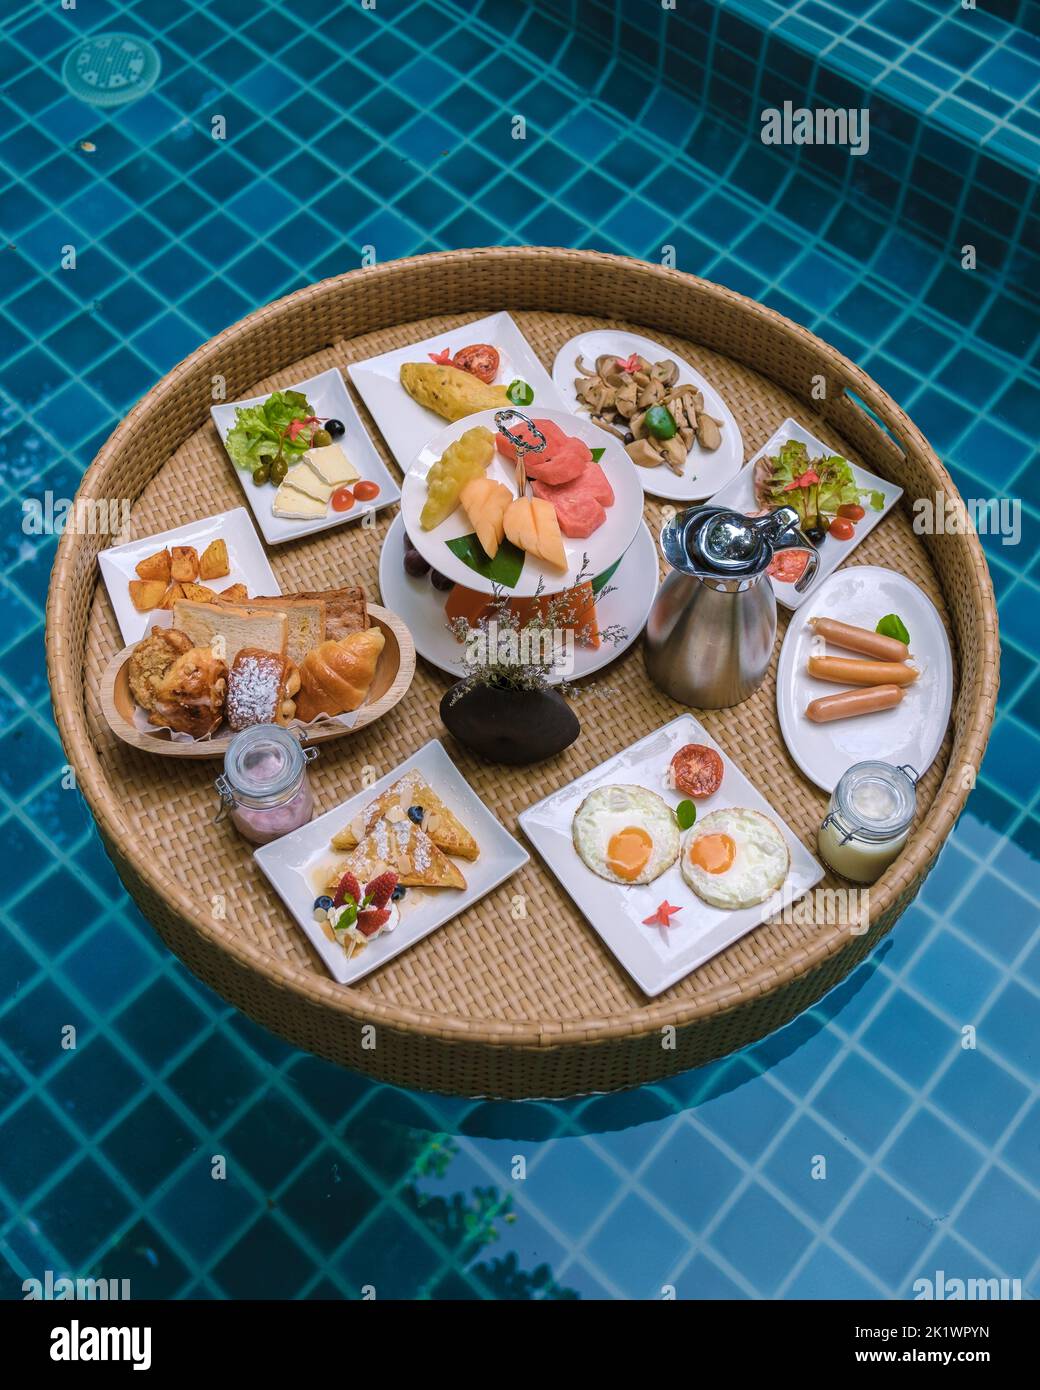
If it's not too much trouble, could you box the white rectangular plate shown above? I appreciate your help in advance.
[347,310,565,471]
[706,417,903,610]
[97,506,280,646]
[519,715,825,997]
[211,367,401,545]
[255,739,529,984]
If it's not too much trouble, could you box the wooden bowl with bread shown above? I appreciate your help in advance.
[100,600,414,759]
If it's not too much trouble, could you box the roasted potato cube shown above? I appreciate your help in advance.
[158,582,185,610]
[198,539,229,580]
[220,582,249,603]
[135,548,170,582]
[128,579,168,612]
[170,546,199,583]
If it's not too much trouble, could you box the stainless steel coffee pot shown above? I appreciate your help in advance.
[645,505,819,709]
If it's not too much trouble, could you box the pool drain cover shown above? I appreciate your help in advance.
[62,32,161,107]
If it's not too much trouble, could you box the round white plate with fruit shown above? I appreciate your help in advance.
[380,514,660,684]
[399,408,644,598]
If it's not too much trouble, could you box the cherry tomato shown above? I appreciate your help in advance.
[330,487,355,511]
[353,480,380,502]
[828,517,855,541]
[452,344,499,383]
[837,503,865,521]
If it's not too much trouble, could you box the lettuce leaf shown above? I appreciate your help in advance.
[224,390,315,472]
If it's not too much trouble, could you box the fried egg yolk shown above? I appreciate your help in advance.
[690,832,736,875]
[606,826,654,881]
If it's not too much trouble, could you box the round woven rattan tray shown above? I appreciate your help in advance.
[47,248,999,1099]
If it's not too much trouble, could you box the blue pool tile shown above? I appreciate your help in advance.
[833,1173,936,1291]
[278,1147,380,1256]
[103,1092,197,1197]
[814,1052,912,1154]
[765,1114,865,1221]
[154,1162,256,1263]
[884,1108,986,1213]
[0,1097,77,1201]
[956,1166,1040,1273]
[29,1156,133,1268]
[713,1183,815,1295]
[860,992,956,1089]
[643,1124,744,1230]
[931,1050,1030,1146]
[585,1192,692,1297]
[785,1243,884,1299]
[909,930,1002,1017]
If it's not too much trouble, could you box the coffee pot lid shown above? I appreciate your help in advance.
[664,505,802,577]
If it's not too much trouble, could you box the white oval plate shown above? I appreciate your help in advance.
[776,565,954,793]
[399,407,644,597]
[379,513,660,684]
[550,329,744,502]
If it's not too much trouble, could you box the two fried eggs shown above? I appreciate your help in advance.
[573,786,789,910]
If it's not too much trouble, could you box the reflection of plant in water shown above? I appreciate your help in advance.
[407,1133,578,1300]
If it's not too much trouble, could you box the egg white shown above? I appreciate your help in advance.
[572,784,679,885]
[681,807,790,909]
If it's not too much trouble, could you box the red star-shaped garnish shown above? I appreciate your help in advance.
[428,347,453,364]
[642,900,683,928]
[616,353,641,373]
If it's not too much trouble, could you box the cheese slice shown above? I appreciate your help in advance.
[272,481,328,519]
[305,442,360,488]
[283,461,333,505]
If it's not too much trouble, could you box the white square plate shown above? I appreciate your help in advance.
[255,739,529,984]
[211,368,401,545]
[97,506,280,646]
[519,715,825,997]
[347,311,565,470]
[706,418,903,610]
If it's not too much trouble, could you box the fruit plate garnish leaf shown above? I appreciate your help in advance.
[445,533,525,587]
[675,799,697,830]
[590,446,605,462]
[591,555,622,594]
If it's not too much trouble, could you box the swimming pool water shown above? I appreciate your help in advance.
[1,0,1038,1300]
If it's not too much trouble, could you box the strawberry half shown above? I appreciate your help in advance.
[356,907,391,937]
[365,871,398,910]
[333,871,361,909]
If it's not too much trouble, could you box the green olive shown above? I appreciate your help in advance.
[644,404,677,440]
[311,427,332,448]
[270,458,288,485]
[252,464,270,486]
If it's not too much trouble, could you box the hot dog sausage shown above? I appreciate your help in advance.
[805,684,904,723]
[807,655,919,687]
[808,616,910,661]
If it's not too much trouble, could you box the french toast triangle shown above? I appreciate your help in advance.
[329,771,479,862]
[337,815,466,890]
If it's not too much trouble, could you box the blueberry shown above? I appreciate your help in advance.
[407,805,424,824]
[325,418,345,439]
[313,895,334,912]
[391,884,407,901]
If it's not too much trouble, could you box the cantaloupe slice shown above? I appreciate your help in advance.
[459,477,513,559]
[503,496,567,571]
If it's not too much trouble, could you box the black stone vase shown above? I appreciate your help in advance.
[439,679,580,765]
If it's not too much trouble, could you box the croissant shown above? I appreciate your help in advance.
[149,646,228,738]
[296,628,385,722]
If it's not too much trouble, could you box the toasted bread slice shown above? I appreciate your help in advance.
[331,816,466,890]
[226,598,326,666]
[173,599,287,665]
[199,539,229,580]
[253,587,367,641]
[330,771,479,861]
[135,548,170,582]
[170,546,199,583]
[128,579,167,612]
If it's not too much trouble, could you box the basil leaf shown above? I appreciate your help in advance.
[445,532,525,588]
[507,379,534,406]
[876,613,910,646]
[675,799,697,830]
[590,446,605,462]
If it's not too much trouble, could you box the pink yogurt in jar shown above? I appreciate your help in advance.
[215,724,317,846]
